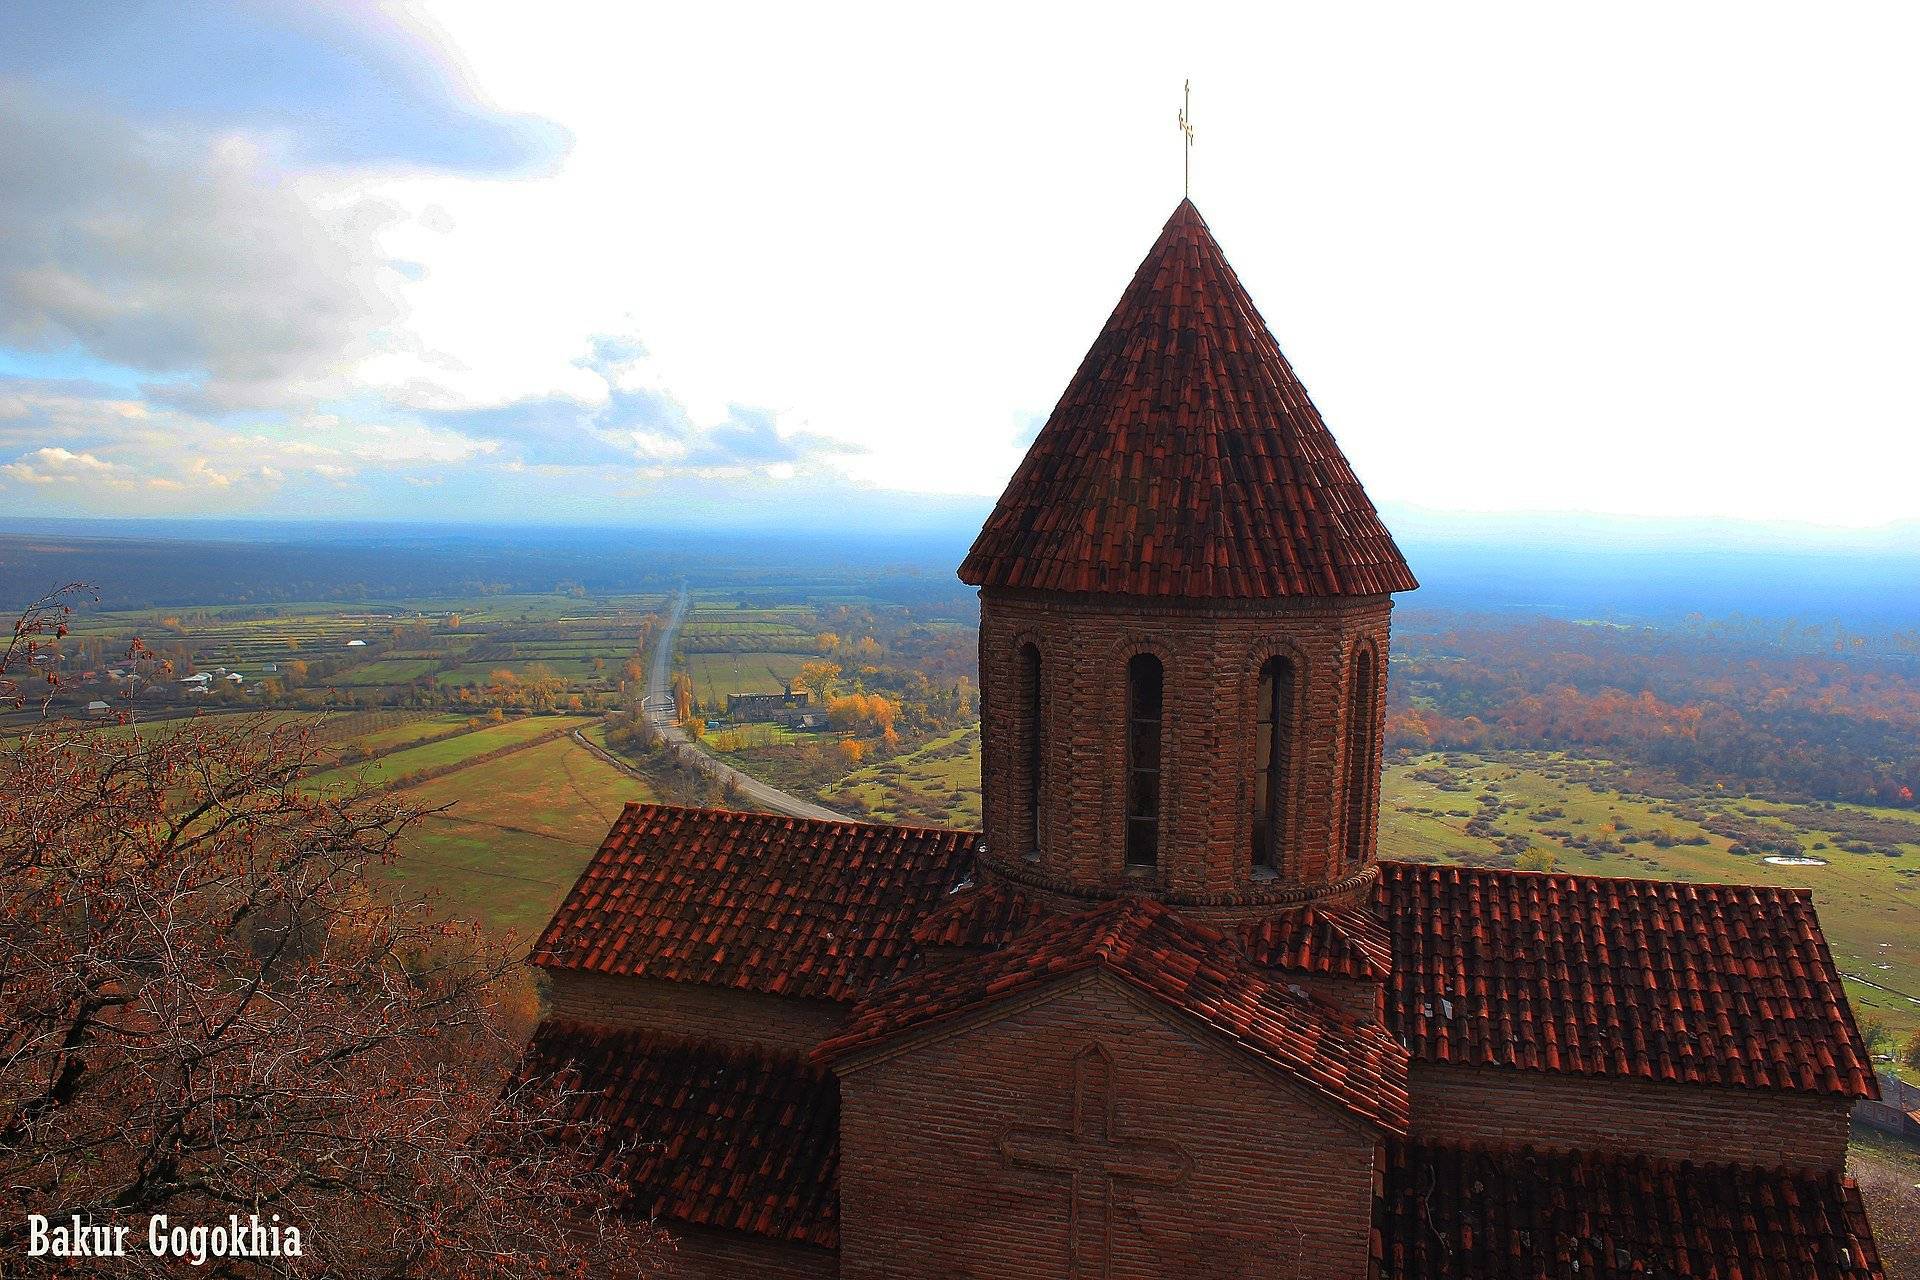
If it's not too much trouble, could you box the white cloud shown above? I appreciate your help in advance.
[0,385,498,510]
[2,3,1917,527]
[362,0,1920,524]
[0,83,407,410]
[1,446,117,484]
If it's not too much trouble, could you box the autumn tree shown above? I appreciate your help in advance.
[0,596,661,1279]
[794,660,841,699]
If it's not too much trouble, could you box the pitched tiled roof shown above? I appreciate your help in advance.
[1375,862,1875,1099]
[520,1021,838,1248]
[1242,902,1392,979]
[1376,1140,1885,1279]
[529,804,977,1004]
[958,199,1416,599]
[818,897,1409,1134]
[908,878,1049,949]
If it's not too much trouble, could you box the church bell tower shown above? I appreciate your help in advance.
[960,200,1416,914]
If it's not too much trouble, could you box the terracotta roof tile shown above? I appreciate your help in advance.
[520,1022,838,1248]
[908,878,1049,949]
[1375,862,1875,1098]
[959,199,1416,599]
[1243,902,1393,979]
[529,804,978,1004]
[818,897,1410,1134]
[1376,1140,1885,1279]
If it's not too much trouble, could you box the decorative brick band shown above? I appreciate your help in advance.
[976,854,1380,920]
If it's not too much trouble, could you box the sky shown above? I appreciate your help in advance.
[1,2,1916,536]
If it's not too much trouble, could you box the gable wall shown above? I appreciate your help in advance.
[837,975,1379,1280]
[1408,1060,1852,1171]
[542,968,845,1054]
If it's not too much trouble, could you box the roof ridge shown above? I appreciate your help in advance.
[1376,857,1820,899]
[1398,1135,1864,1180]
[617,799,984,841]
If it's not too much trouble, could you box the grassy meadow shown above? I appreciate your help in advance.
[374,733,653,937]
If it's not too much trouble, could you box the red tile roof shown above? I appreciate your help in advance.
[529,804,977,1004]
[817,897,1410,1134]
[908,877,1048,949]
[958,199,1416,599]
[1242,902,1392,979]
[1376,1139,1885,1279]
[1375,861,1876,1099]
[520,1022,838,1248]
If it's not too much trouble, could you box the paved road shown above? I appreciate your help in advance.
[642,584,854,823]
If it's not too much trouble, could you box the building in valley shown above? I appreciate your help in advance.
[519,201,1885,1278]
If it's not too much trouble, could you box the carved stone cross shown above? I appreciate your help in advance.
[996,1043,1193,1279]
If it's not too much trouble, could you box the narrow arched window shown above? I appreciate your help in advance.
[1124,654,1164,867]
[1342,648,1378,866]
[1018,643,1043,855]
[1252,655,1295,872]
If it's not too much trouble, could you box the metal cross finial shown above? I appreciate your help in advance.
[1177,79,1195,198]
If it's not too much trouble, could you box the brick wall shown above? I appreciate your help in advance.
[1408,1061,1853,1171]
[542,969,846,1054]
[658,1225,837,1280]
[977,588,1391,911]
[837,971,1380,1279]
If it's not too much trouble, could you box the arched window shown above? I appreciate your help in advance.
[1342,648,1379,866]
[1018,643,1043,855]
[1124,654,1164,867]
[1252,655,1296,872]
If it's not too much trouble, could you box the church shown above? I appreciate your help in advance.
[520,200,1886,1278]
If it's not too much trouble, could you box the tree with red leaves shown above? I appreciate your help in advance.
[1,592,662,1278]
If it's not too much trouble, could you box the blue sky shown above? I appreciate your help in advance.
[1,2,1916,534]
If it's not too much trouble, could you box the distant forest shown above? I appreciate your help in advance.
[0,528,973,613]
[1391,611,1920,809]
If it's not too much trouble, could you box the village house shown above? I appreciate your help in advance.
[727,687,811,723]
[520,201,1885,1278]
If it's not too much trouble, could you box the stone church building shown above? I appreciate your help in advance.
[521,202,1886,1278]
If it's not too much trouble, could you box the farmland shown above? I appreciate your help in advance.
[375,732,654,937]
[302,713,592,793]
[19,574,1919,1064]
[25,592,670,726]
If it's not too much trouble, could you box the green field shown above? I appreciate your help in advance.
[303,714,592,793]
[374,732,655,937]
[684,651,814,706]
[346,712,476,754]
[329,657,446,686]
[827,726,981,828]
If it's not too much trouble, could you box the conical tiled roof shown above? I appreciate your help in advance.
[959,199,1417,598]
